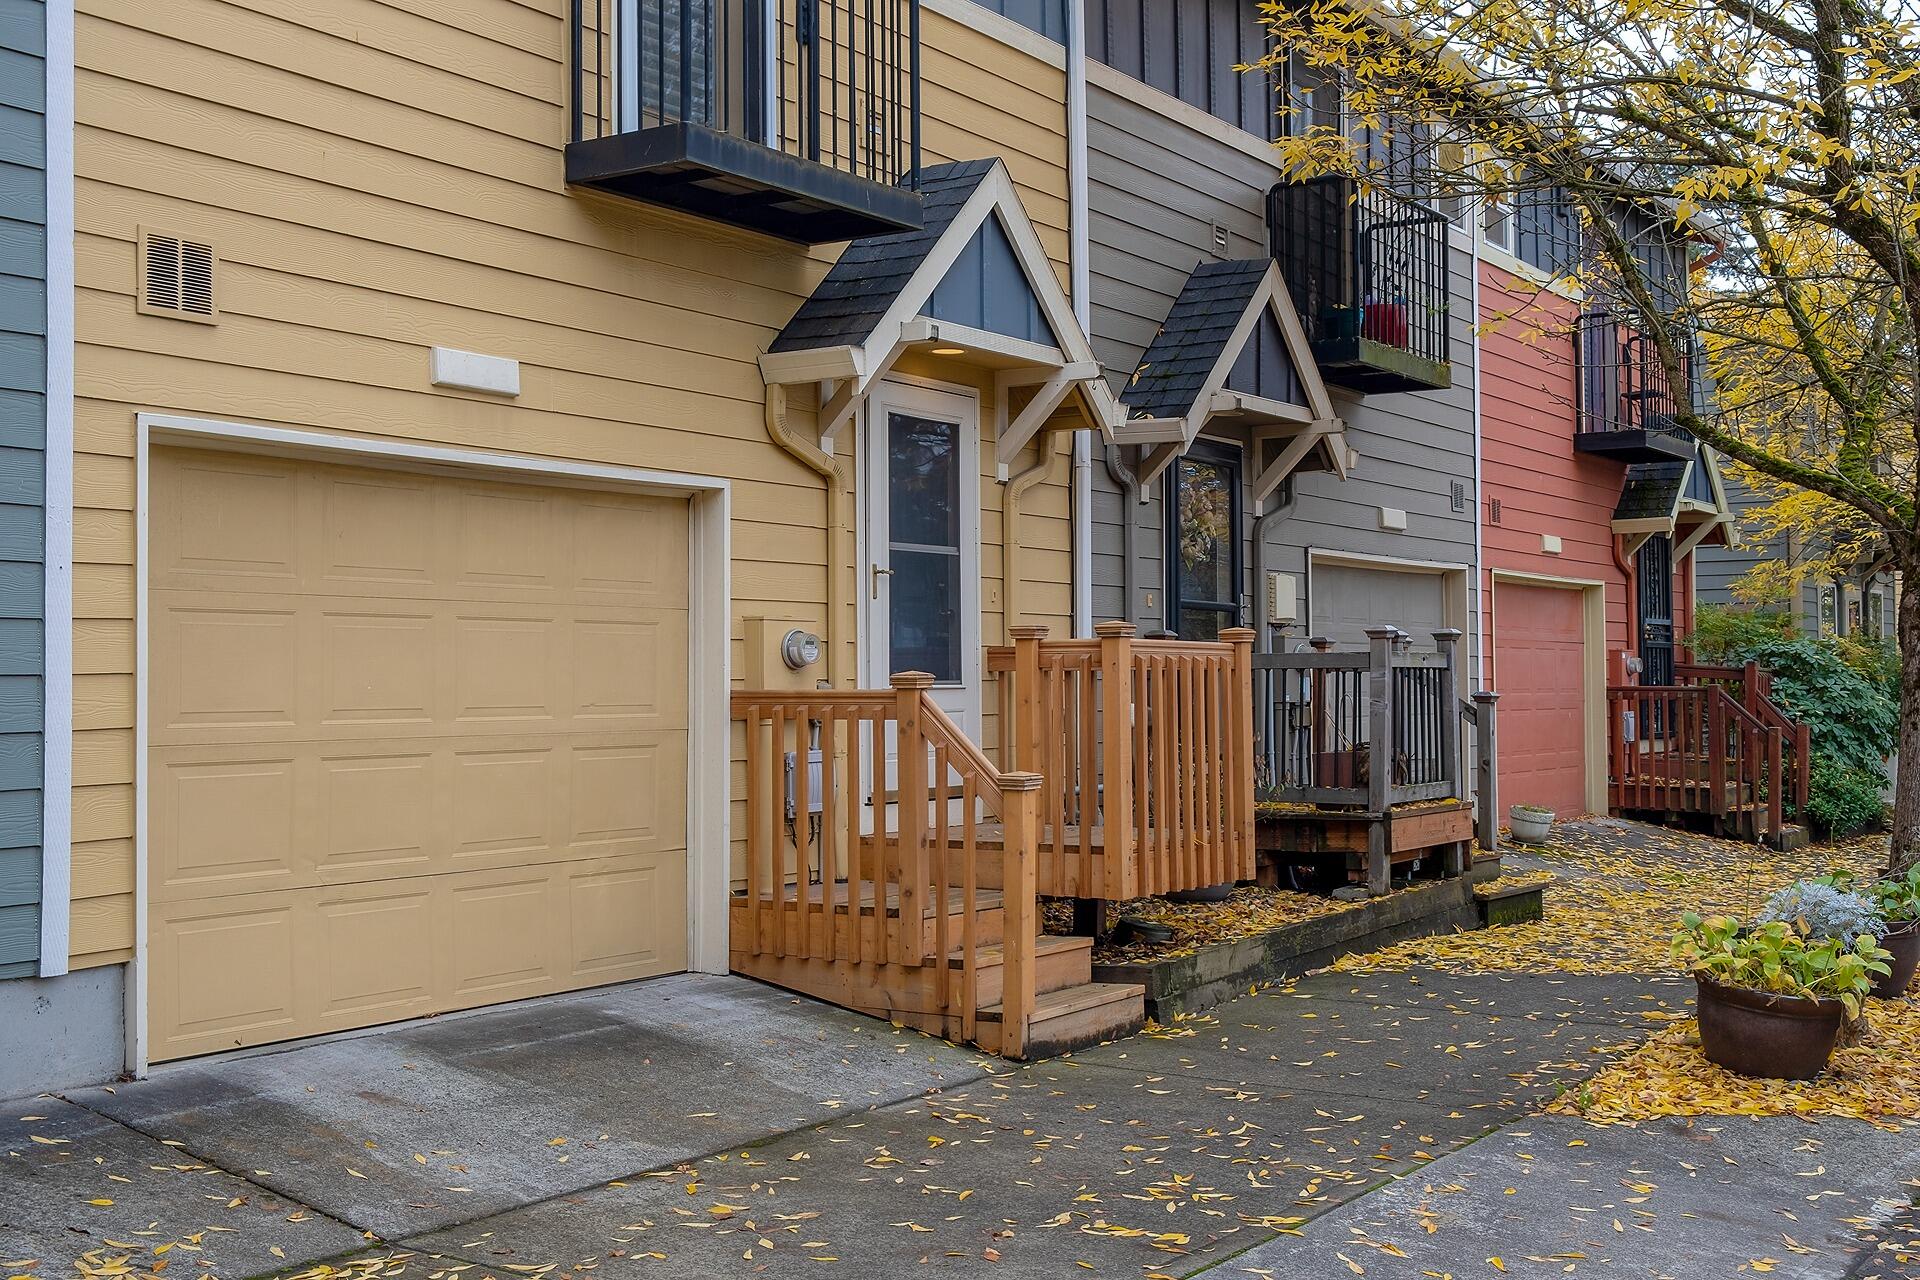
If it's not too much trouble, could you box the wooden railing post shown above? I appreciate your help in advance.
[999,770,1043,1060]
[1706,690,1727,821]
[1364,627,1396,894]
[1767,723,1785,840]
[1222,627,1257,882]
[1095,622,1138,900]
[1794,722,1811,814]
[1471,690,1500,852]
[1009,626,1048,774]
[1433,629,1462,799]
[892,672,934,965]
[1741,661,1763,717]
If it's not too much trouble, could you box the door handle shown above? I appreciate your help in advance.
[871,565,892,599]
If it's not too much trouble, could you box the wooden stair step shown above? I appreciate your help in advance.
[976,980,1146,1059]
[947,934,1093,1005]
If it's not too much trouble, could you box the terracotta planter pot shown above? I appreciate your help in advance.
[1872,924,1920,1000]
[1694,975,1847,1080]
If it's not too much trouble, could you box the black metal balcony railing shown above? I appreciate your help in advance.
[567,0,924,242]
[1268,175,1453,394]
[1572,310,1699,462]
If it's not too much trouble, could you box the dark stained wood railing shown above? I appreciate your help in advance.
[1608,679,1789,841]
[1673,662,1811,819]
[985,623,1257,900]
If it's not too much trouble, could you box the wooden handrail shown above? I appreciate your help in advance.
[1608,682,1785,839]
[733,678,1043,1054]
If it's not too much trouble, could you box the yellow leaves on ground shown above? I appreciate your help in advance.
[1545,995,1920,1127]
[1338,826,1884,978]
[1077,886,1363,964]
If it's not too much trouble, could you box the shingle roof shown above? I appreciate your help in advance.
[1614,461,1690,523]
[1121,260,1272,420]
[767,160,997,354]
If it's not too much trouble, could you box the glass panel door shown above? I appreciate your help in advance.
[863,381,981,736]
[1167,445,1242,640]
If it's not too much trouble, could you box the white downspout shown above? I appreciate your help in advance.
[1067,0,1093,637]
[1468,213,1486,691]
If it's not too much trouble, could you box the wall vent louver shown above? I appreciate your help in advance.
[138,229,218,323]
[1488,497,1503,524]
[1450,480,1467,512]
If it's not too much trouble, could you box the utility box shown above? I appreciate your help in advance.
[1265,571,1298,624]
[745,615,826,690]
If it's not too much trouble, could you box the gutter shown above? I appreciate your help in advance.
[1067,0,1092,636]
[765,383,845,685]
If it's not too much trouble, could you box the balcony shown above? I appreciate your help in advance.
[1573,310,1699,462]
[567,0,924,243]
[1267,176,1453,395]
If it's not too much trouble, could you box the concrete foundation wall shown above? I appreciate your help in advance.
[0,965,125,1098]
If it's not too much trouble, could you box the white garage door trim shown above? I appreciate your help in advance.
[1489,569,1608,814]
[128,413,732,1077]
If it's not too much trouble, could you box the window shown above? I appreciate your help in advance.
[1166,443,1243,640]
[888,413,964,682]
[1481,196,1513,252]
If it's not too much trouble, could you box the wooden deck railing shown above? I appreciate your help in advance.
[984,623,1257,900]
[1252,628,1485,810]
[1673,662,1811,818]
[1608,680,1789,840]
[733,675,1044,1056]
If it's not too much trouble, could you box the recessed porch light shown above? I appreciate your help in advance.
[929,346,966,355]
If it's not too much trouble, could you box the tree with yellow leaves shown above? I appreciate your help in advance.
[1254,0,1920,862]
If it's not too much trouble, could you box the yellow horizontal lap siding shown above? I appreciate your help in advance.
[70,0,1077,965]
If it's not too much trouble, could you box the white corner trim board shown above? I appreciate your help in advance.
[430,347,522,397]
[40,0,77,979]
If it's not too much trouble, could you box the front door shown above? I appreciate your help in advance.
[862,380,981,736]
[1637,534,1674,686]
[1166,442,1242,640]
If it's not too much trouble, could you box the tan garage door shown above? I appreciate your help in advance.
[147,448,690,1061]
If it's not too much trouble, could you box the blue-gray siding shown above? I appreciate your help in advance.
[0,0,45,979]
[1086,79,1480,659]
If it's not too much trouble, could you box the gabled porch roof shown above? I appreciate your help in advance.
[758,158,1120,470]
[1111,260,1345,499]
[1612,443,1735,558]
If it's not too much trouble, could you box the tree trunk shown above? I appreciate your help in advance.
[1891,544,1920,871]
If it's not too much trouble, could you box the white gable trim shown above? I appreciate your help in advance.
[1118,261,1341,497]
[759,159,1121,462]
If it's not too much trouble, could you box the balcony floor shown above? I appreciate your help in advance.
[566,122,924,243]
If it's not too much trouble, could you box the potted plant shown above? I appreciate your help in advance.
[1808,867,1919,999]
[1508,804,1554,845]
[1673,909,1889,1079]
[1863,866,1920,998]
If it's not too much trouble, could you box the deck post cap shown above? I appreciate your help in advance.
[1008,625,1050,640]
[1365,625,1400,640]
[1431,628,1463,641]
[1001,771,1045,792]
[1094,620,1138,638]
[1219,626,1256,643]
[889,671,937,689]
[1471,689,1501,703]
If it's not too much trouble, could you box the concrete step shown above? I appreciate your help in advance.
[949,934,1093,1007]
[975,980,1146,1060]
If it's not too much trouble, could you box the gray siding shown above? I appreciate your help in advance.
[1086,80,1479,660]
[0,0,44,980]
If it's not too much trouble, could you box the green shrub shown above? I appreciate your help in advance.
[1734,637,1897,773]
[1690,604,1793,662]
[1804,757,1888,838]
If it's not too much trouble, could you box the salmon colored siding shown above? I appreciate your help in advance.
[1476,265,1629,679]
